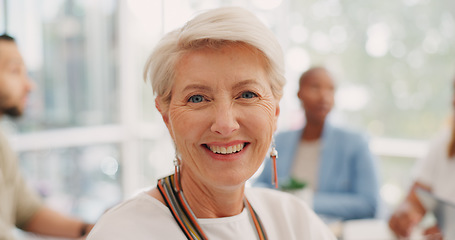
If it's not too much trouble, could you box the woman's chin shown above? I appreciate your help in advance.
[205,173,250,189]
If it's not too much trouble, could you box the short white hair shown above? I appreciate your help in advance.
[144,7,285,108]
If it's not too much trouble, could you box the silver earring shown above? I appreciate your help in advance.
[270,137,278,188]
[173,152,182,192]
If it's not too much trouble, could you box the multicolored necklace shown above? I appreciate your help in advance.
[157,174,268,240]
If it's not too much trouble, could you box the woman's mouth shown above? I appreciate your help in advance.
[203,143,248,155]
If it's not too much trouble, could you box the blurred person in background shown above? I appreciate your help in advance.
[388,75,455,240]
[88,7,335,240]
[254,67,380,221]
[0,33,93,239]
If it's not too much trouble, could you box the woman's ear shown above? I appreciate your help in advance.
[155,96,169,125]
[156,96,176,142]
[273,102,280,132]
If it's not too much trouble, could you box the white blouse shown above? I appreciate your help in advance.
[88,187,335,240]
[414,131,455,203]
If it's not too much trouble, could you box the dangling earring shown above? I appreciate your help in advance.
[270,138,279,189]
[173,153,182,192]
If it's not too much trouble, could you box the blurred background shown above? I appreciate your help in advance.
[1,0,454,234]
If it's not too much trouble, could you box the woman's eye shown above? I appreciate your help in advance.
[241,91,257,99]
[188,95,205,103]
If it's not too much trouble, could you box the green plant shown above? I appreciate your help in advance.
[280,177,307,191]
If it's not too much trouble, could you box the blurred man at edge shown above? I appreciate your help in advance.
[0,33,93,239]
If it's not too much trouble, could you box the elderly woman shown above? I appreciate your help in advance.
[88,7,335,240]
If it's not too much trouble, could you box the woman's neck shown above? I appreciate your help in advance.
[180,172,245,218]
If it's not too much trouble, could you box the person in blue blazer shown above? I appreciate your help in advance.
[254,67,380,220]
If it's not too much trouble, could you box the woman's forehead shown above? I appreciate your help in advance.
[176,43,267,73]
[175,49,267,83]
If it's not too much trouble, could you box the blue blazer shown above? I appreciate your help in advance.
[254,122,379,220]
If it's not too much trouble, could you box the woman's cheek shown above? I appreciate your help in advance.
[243,103,276,141]
[169,107,205,139]
[256,101,278,129]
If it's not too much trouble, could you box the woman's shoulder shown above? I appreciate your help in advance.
[429,129,451,147]
[420,130,451,161]
[246,187,306,205]
[245,187,314,220]
[245,187,336,239]
[246,188,314,217]
[106,191,169,215]
[88,191,178,239]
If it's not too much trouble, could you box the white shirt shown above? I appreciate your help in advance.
[88,187,335,240]
[414,131,455,203]
[291,140,321,190]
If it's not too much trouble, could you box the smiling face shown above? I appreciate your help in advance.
[297,68,335,124]
[157,43,280,189]
[0,40,32,118]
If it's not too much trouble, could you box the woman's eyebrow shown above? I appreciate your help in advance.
[232,79,261,90]
[182,84,212,92]
[181,79,261,93]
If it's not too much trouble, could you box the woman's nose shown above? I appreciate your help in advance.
[210,104,240,136]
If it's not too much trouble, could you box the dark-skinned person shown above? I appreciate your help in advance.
[254,67,380,221]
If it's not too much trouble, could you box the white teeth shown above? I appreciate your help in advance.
[209,143,244,154]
